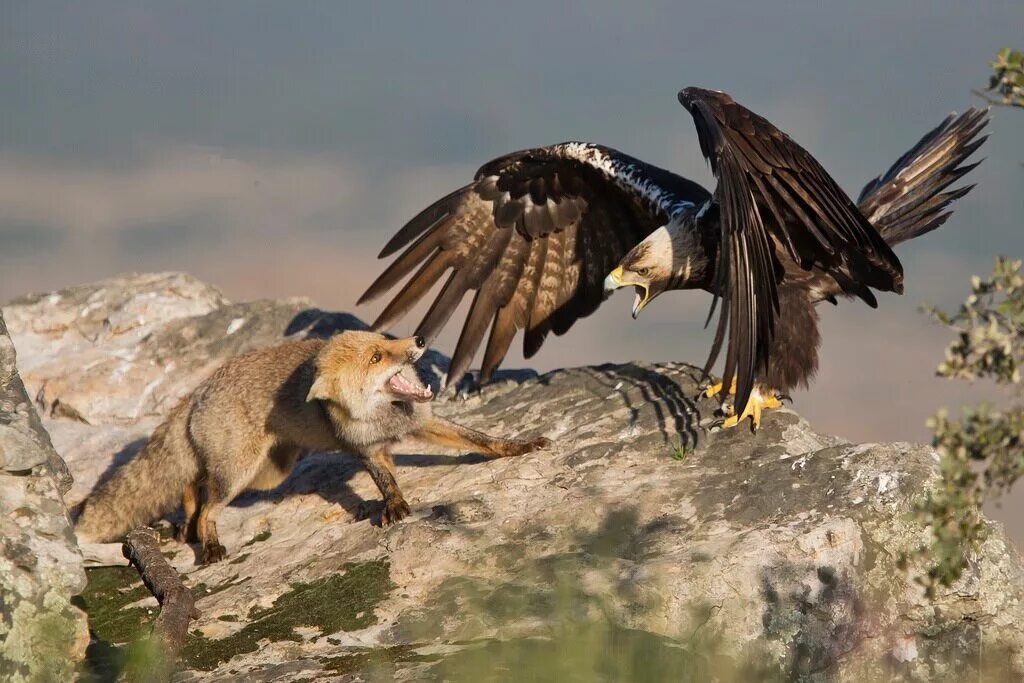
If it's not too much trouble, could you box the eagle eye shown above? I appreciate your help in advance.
[370,351,382,364]
[635,267,650,277]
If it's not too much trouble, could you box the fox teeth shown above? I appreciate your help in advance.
[388,372,432,400]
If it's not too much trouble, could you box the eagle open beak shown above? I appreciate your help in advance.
[603,266,651,320]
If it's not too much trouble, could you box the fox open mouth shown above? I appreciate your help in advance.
[388,368,433,402]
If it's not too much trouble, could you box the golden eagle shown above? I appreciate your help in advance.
[359,88,988,430]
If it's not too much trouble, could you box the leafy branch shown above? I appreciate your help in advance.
[972,48,1024,108]
[908,258,1024,596]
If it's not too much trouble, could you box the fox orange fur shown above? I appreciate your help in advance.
[75,332,550,563]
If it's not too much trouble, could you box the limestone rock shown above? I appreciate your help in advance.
[6,272,1024,681]
[0,311,89,681]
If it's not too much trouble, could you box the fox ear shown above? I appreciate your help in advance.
[306,375,333,402]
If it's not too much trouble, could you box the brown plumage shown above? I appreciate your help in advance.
[359,142,712,385]
[678,87,908,415]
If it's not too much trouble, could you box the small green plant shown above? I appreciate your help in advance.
[908,257,1024,596]
[670,440,691,461]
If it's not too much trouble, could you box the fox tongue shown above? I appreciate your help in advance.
[388,371,433,402]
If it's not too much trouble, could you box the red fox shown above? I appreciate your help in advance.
[75,331,550,563]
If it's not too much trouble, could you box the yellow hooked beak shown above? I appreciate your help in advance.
[603,266,651,319]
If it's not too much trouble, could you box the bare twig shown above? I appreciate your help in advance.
[971,89,1021,108]
[122,527,199,655]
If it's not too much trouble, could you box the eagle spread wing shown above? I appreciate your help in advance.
[358,143,711,385]
[677,87,904,416]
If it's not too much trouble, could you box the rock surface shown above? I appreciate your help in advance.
[0,310,89,681]
[5,272,1024,681]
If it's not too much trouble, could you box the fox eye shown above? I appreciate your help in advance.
[635,267,650,277]
[369,352,382,364]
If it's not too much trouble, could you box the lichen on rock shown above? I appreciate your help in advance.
[0,310,88,681]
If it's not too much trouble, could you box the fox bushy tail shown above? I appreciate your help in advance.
[858,107,989,247]
[75,397,199,542]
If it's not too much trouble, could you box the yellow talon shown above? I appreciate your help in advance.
[703,377,738,398]
[720,386,783,431]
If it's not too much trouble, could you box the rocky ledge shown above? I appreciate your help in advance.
[3,272,1023,681]
[0,310,88,681]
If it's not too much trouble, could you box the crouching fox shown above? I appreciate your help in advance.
[76,331,550,563]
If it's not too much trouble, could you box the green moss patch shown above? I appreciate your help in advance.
[73,566,155,645]
[77,560,377,678]
[181,561,393,671]
[75,566,163,680]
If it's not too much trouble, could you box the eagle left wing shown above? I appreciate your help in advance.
[359,143,711,386]
[677,87,904,416]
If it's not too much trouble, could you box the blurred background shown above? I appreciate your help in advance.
[2,3,1022,531]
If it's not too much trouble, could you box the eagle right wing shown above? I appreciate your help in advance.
[678,87,905,417]
[358,143,711,386]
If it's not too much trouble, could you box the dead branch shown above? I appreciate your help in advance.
[970,89,1021,108]
[121,527,199,655]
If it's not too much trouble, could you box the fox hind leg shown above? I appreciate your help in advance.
[175,480,201,544]
[196,438,277,564]
[196,492,226,564]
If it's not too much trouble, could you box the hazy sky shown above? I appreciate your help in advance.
[2,1,1022,450]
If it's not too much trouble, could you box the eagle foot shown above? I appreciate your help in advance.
[719,386,783,432]
[703,377,738,399]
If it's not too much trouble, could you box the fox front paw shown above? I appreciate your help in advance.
[202,541,227,564]
[503,436,552,457]
[382,498,411,526]
[527,436,552,451]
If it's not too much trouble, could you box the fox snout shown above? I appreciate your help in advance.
[398,335,427,363]
[405,335,425,362]
[384,336,432,403]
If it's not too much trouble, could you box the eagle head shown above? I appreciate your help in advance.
[603,227,676,319]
